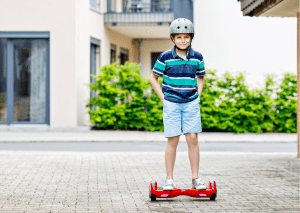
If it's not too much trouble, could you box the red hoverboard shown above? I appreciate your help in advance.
[149,180,217,201]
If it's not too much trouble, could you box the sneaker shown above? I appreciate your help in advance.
[163,178,176,190]
[192,178,206,190]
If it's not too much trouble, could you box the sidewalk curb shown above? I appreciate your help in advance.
[0,131,296,143]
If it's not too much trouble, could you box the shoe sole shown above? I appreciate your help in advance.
[194,186,206,190]
[163,186,174,190]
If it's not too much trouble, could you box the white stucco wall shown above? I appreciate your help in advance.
[193,0,297,89]
[140,39,173,78]
[76,0,106,126]
[76,2,138,126]
[105,28,136,65]
[0,0,176,127]
[0,0,78,127]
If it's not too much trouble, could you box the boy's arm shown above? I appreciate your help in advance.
[150,73,164,103]
[197,75,205,98]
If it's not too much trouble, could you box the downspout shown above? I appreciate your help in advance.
[139,39,143,74]
[76,0,79,126]
[297,12,300,158]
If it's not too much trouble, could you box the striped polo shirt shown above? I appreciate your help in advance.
[152,45,206,103]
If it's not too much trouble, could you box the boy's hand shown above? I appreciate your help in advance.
[197,76,205,98]
[150,73,165,103]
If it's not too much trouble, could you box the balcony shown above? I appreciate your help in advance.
[238,0,298,17]
[104,0,193,38]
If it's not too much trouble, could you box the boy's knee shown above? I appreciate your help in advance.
[186,133,198,146]
[186,133,198,141]
[167,136,180,147]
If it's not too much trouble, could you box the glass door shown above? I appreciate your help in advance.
[0,38,49,124]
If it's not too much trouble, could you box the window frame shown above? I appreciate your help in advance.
[120,47,129,65]
[90,0,101,13]
[90,38,101,100]
[110,44,117,64]
[0,32,50,125]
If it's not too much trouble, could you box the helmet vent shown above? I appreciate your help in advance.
[177,26,180,29]
[185,26,187,29]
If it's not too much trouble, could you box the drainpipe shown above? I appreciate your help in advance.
[297,12,300,158]
[139,39,143,74]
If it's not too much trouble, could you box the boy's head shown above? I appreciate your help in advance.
[170,18,194,51]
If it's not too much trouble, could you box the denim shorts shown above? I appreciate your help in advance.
[163,96,202,138]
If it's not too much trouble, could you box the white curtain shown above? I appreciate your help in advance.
[30,40,47,123]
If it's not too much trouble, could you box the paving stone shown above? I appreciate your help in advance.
[0,151,299,212]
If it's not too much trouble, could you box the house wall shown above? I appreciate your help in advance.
[77,1,140,126]
[105,28,136,64]
[140,39,173,79]
[0,0,78,127]
[76,0,106,126]
[0,0,178,128]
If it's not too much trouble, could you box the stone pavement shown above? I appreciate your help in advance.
[0,151,299,213]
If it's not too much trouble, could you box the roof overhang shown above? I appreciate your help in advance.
[104,12,173,38]
[105,24,170,39]
[238,0,299,17]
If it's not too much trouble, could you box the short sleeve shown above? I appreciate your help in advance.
[196,55,206,76]
[152,54,166,77]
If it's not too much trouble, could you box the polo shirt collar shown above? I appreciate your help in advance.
[172,45,195,59]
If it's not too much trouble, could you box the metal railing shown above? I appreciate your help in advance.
[107,0,173,13]
[104,12,174,23]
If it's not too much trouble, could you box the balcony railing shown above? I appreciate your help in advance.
[107,0,173,13]
[104,12,174,24]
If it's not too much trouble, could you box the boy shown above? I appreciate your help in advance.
[150,18,206,190]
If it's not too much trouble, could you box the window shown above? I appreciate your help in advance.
[151,0,171,12]
[108,0,117,12]
[90,0,101,12]
[90,38,101,100]
[122,0,171,13]
[110,44,116,64]
[0,32,50,124]
[120,48,129,65]
[151,52,162,70]
[123,0,129,12]
[128,0,143,12]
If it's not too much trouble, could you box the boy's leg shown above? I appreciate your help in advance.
[163,99,181,181]
[165,136,180,180]
[181,97,202,180]
[182,97,206,189]
[186,133,199,179]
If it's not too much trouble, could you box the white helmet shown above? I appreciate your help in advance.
[170,18,194,39]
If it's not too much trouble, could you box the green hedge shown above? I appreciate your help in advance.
[87,62,297,133]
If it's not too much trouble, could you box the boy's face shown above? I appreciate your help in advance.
[172,33,191,50]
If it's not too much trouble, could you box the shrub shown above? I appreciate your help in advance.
[87,62,149,130]
[201,71,296,133]
[145,78,164,131]
[87,62,297,133]
[273,73,297,133]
